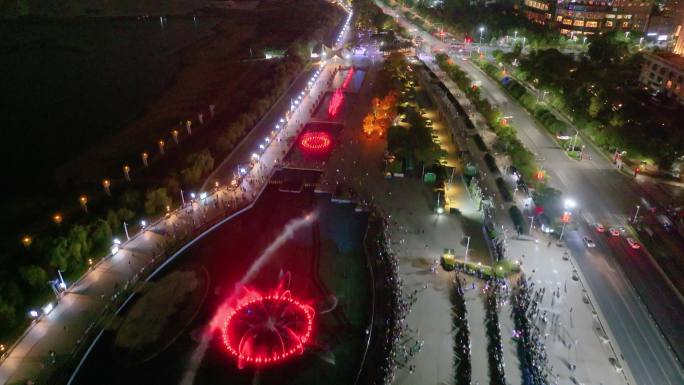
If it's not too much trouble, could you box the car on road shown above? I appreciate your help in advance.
[583,237,596,248]
[626,237,641,249]
[595,223,605,233]
[609,227,620,236]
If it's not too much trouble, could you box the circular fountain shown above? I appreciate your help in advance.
[221,291,314,368]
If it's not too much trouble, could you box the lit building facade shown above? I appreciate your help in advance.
[639,51,684,103]
[521,0,555,25]
[521,0,654,35]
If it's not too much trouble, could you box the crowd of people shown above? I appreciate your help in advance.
[371,217,403,385]
[512,275,553,385]
[451,273,472,384]
[483,279,508,385]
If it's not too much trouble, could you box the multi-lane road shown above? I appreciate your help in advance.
[375,2,684,384]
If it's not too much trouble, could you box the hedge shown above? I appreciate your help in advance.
[496,177,513,202]
[509,205,527,235]
[473,134,488,152]
[484,153,500,174]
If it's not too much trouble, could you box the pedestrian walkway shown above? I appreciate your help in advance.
[505,237,633,385]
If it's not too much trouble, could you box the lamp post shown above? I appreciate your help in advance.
[529,215,534,234]
[464,235,471,263]
[79,195,88,213]
[102,179,111,196]
[123,165,131,181]
[632,204,640,223]
[123,221,130,241]
[478,26,485,53]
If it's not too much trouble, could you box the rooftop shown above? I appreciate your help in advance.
[648,51,684,71]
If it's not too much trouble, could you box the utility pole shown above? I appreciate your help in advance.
[529,216,534,234]
[632,204,640,223]
[464,236,471,264]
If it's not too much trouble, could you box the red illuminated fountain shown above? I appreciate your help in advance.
[221,282,315,369]
[341,66,355,90]
[299,131,332,153]
[327,88,344,117]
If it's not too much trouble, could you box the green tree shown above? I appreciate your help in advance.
[68,224,90,266]
[588,95,603,118]
[120,189,142,211]
[145,188,172,217]
[48,237,70,271]
[19,265,48,288]
[90,219,112,257]
[588,33,628,64]
[0,299,16,329]
[181,150,215,186]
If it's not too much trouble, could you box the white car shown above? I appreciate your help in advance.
[583,237,596,248]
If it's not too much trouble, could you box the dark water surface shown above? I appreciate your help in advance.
[0,17,219,200]
[72,175,370,385]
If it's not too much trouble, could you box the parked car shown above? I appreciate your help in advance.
[609,227,620,236]
[595,223,605,233]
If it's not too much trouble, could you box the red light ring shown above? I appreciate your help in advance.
[300,131,332,152]
[221,294,314,366]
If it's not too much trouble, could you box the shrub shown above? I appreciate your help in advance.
[484,153,500,174]
[473,134,488,152]
[509,205,527,235]
[496,177,512,202]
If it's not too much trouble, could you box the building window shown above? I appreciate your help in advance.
[563,18,573,25]
[586,21,598,28]
[622,21,629,28]
[606,13,615,18]
[605,20,613,27]
[557,15,563,21]
[574,19,585,26]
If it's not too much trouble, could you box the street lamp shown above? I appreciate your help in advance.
[79,195,88,213]
[565,200,576,212]
[632,204,640,223]
[102,179,111,196]
[479,26,485,47]
[53,213,63,225]
[21,235,32,248]
[464,236,471,263]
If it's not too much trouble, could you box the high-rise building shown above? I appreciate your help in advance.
[521,0,654,36]
[639,51,684,103]
[674,17,684,53]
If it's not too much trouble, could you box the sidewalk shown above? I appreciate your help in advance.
[505,236,633,385]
